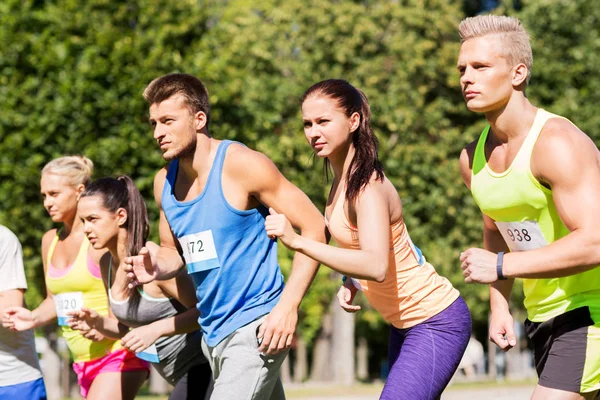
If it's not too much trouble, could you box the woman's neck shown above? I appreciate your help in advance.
[60,213,82,237]
[329,144,355,182]
[107,232,131,292]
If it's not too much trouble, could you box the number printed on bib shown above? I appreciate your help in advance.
[178,230,220,274]
[54,292,84,326]
[495,220,548,252]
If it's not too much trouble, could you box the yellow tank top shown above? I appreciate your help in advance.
[470,109,600,322]
[45,234,121,362]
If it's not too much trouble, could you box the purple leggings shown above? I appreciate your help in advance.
[381,296,471,400]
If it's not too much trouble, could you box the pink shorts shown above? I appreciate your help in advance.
[72,348,149,398]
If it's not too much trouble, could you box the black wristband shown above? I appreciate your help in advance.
[497,251,507,280]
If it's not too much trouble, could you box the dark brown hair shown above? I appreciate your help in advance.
[143,73,211,126]
[80,176,149,257]
[302,79,384,203]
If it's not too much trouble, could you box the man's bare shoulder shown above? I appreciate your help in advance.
[224,142,285,196]
[226,143,279,177]
[533,117,598,184]
[536,117,596,158]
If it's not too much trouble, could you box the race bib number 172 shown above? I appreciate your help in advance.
[494,220,548,252]
[178,230,220,274]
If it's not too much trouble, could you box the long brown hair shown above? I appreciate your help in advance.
[302,79,384,203]
[80,176,149,257]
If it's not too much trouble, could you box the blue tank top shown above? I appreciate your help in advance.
[161,140,284,346]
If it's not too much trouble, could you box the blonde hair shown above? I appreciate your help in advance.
[42,156,94,187]
[459,15,532,85]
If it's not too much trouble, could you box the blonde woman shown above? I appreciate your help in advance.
[3,156,148,399]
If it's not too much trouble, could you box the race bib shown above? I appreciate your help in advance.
[136,343,160,363]
[178,230,220,274]
[495,220,548,252]
[54,292,84,326]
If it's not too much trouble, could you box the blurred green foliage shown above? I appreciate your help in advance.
[1,0,599,373]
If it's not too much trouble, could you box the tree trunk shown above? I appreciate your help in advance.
[293,336,307,383]
[356,336,368,380]
[331,297,354,384]
[280,353,292,384]
[310,311,333,381]
[149,365,170,395]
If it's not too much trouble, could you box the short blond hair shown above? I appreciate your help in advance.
[459,15,532,85]
[42,155,94,187]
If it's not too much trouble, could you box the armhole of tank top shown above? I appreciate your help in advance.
[47,232,60,267]
[472,126,490,176]
[525,110,565,194]
[163,160,178,202]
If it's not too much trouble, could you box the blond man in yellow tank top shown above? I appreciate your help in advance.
[457,15,600,400]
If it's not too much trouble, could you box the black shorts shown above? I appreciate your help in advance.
[525,306,599,394]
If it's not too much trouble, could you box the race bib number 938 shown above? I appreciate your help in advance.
[495,220,548,252]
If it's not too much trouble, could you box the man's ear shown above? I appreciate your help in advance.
[193,111,208,132]
[512,63,528,88]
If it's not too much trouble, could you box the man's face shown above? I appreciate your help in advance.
[457,35,515,113]
[149,94,198,161]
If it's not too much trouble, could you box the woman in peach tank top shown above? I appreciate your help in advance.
[3,156,148,399]
[265,80,471,399]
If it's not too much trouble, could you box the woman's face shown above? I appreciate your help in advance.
[301,94,359,159]
[78,195,123,250]
[40,173,83,223]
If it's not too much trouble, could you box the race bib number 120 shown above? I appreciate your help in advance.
[178,230,220,274]
[495,220,548,252]
[54,292,84,326]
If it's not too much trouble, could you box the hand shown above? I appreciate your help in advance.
[489,310,516,352]
[122,325,161,353]
[67,308,101,331]
[264,208,299,250]
[337,280,361,313]
[3,307,34,331]
[257,302,298,355]
[460,248,499,284]
[82,328,105,342]
[124,246,158,288]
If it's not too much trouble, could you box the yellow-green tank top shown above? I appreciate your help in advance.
[471,109,600,322]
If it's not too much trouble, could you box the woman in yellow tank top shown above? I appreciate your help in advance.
[3,156,148,399]
[265,80,471,399]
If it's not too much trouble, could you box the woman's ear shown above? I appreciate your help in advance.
[75,184,86,201]
[349,112,361,133]
[116,208,128,227]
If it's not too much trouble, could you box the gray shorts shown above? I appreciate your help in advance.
[201,315,289,400]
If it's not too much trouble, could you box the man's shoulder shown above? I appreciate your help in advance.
[537,116,591,154]
[225,142,278,175]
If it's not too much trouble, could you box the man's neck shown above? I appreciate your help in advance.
[177,134,215,181]
[484,94,538,143]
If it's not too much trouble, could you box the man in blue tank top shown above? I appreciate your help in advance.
[124,73,325,399]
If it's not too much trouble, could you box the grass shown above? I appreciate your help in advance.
[62,378,538,399]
